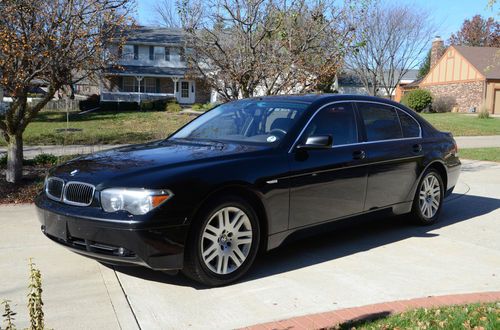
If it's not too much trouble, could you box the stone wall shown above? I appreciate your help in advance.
[422,81,484,112]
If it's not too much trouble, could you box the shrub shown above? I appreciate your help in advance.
[2,260,45,330]
[192,102,215,111]
[28,259,44,330]
[99,102,139,111]
[140,98,176,111]
[202,102,216,111]
[478,105,490,119]
[79,94,100,111]
[431,95,456,113]
[191,103,203,110]
[33,153,58,166]
[140,100,154,111]
[165,99,182,112]
[1,300,15,330]
[153,98,175,111]
[401,89,432,112]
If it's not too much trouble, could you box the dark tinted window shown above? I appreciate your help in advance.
[303,102,357,146]
[357,103,403,141]
[397,109,420,138]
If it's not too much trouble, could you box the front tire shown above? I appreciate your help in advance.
[182,196,260,286]
[410,169,444,225]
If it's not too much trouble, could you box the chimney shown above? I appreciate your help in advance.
[430,36,444,68]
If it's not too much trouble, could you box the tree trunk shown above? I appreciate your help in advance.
[6,133,23,184]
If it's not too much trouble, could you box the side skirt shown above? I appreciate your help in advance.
[267,202,412,251]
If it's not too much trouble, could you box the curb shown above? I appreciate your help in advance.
[243,291,500,330]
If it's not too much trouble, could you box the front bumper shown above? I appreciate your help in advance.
[35,195,188,270]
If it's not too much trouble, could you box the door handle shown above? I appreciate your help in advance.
[352,150,366,160]
[412,144,423,153]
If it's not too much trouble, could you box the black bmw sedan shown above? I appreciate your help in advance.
[36,94,461,286]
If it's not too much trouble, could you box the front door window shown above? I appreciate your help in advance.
[181,82,189,98]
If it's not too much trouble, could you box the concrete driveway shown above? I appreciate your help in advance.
[1,160,499,329]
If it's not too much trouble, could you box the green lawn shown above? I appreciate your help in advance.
[0,110,193,146]
[458,147,500,162]
[336,302,499,330]
[1,110,499,147]
[420,113,500,136]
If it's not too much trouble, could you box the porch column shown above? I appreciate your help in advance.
[135,76,143,104]
[172,77,179,102]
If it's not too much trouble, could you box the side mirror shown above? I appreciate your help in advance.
[297,135,333,149]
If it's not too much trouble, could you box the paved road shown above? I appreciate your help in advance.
[0,144,126,159]
[455,135,500,149]
[0,160,499,329]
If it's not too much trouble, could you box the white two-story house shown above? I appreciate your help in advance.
[101,27,212,105]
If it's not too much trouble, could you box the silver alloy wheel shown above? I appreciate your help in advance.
[419,173,441,219]
[200,206,253,275]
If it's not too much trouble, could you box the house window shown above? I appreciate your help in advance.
[154,47,165,61]
[122,45,135,60]
[165,47,170,61]
[144,78,157,93]
[181,81,189,98]
[122,76,136,92]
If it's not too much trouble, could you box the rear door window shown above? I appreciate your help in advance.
[357,103,403,142]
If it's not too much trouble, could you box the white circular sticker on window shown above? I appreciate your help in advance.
[267,135,277,143]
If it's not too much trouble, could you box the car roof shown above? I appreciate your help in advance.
[246,94,402,107]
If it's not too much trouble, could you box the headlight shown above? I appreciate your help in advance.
[100,188,174,215]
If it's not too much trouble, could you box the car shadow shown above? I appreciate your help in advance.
[111,193,500,289]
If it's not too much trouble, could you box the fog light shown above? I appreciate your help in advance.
[118,247,125,256]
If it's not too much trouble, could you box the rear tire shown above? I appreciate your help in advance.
[410,169,444,225]
[182,195,260,286]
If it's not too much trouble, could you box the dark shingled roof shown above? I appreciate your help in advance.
[122,27,185,45]
[106,66,187,77]
[454,45,500,79]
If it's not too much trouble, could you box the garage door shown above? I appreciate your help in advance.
[494,90,500,114]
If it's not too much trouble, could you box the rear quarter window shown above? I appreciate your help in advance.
[397,109,421,138]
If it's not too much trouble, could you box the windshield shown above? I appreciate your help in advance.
[170,100,309,145]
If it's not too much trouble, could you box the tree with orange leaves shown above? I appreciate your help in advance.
[0,0,134,183]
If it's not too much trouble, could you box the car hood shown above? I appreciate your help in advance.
[50,140,269,186]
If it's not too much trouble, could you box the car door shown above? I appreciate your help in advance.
[288,102,368,229]
[355,101,424,210]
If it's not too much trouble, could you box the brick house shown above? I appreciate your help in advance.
[101,27,214,105]
[405,37,500,113]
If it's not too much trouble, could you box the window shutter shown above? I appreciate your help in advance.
[133,45,139,60]
[118,77,123,91]
[149,46,154,60]
[156,78,160,93]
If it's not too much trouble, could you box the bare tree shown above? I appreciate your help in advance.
[0,0,134,183]
[155,0,204,29]
[171,0,368,101]
[345,2,435,98]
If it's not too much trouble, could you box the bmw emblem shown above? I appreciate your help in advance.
[70,169,79,176]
